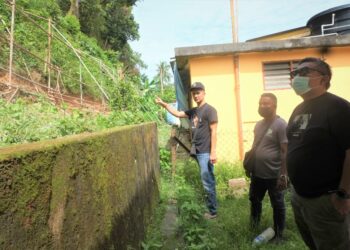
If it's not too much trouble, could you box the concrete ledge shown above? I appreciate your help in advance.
[175,34,350,58]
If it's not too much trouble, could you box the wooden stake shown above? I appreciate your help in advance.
[47,17,52,90]
[79,62,83,105]
[8,0,16,85]
[171,126,177,179]
[7,87,19,103]
[21,56,39,92]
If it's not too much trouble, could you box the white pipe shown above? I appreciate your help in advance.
[323,23,350,32]
[321,13,335,35]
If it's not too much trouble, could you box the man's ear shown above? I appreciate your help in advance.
[321,75,330,87]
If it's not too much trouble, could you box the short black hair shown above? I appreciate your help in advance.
[299,57,332,89]
[261,93,277,106]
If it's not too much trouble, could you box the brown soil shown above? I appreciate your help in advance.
[0,71,109,113]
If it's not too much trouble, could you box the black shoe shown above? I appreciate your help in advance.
[270,235,284,245]
[204,212,217,219]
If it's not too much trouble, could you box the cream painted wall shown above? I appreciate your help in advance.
[323,47,350,101]
[240,47,350,152]
[186,46,350,162]
[189,55,239,161]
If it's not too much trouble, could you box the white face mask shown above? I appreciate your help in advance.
[291,76,311,95]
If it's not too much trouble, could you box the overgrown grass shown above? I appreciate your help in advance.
[144,150,308,250]
[0,97,158,147]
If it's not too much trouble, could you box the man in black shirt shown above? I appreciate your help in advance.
[155,82,218,219]
[287,57,350,250]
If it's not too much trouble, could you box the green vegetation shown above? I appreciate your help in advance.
[0,0,175,104]
[0,0,176,146]
[0,97,160,147]
[143,147,307,249]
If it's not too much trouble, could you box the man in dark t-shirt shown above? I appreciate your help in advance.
[156,82,218,219]
[287,57,350,250]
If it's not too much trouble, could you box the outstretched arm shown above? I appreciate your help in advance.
[155,97,188,118]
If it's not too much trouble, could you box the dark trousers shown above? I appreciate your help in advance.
[249,176,286,236]
[291,188,350,250]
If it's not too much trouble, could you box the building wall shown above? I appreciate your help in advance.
[187,46,350,162]
[240,47,350,152]
[189,55,239,161]
[325,47,350,100]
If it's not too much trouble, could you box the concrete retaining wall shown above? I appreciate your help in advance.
[0,122,160,249]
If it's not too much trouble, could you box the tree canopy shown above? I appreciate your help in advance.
[57,0,141,73]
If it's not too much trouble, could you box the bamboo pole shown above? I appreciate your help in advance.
[52,24,110,101]
[7,88,19,103]
[47,17,52,90]
[79,62,83,105]
[21,56,39,92]
[8,0,16,85]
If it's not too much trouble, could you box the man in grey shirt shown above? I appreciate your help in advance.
[248,93,288,240]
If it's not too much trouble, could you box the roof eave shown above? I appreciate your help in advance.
[175,34,350,59]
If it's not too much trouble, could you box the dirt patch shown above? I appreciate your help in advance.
[0,70,108,112]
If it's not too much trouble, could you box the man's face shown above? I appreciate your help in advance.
[191,89,205,104]
[292,62,327,91]
[258,96,276,118]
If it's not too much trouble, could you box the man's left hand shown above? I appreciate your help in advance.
[277,175,288,191]
[210,153,217,164]
[331,194,350,216]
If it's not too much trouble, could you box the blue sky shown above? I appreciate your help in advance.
[130,0,350,79]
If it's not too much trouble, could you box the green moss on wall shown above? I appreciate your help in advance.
[0,123,160,249]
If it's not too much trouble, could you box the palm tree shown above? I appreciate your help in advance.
[69,0,79,17]
[155,61,171,95]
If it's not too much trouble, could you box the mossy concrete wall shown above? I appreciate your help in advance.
[0,122,160,249]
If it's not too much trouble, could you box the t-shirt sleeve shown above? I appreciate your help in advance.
[207,106,218,124]
[329,100,350,151]
[277,119,288,144]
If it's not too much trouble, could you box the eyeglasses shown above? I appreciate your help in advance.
[290,67,325,78]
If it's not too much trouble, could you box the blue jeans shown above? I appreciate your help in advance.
[195,153,217,215]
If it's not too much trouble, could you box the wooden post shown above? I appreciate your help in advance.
[171,126,177,179]
[47,17,52,90]
[230,0,238,43]
[79,62,83,105]
[8,0,16,85]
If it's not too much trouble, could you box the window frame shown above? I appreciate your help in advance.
[262,60,300,91]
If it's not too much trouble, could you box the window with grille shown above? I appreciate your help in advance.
[263,61,299,90]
